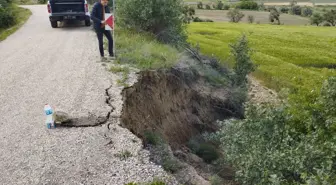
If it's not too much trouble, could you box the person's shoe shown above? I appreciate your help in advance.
[108,54,116,60]
[101,56,107,62]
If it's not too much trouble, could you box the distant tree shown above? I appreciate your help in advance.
[183,6,196,24]
[301,6,313,17]
[323,10,336,26]
[290,5,302,15]
[280,6,289,13]
[223,4,230,10]
[206,4,211,10]
[227,8,245,23]
[237,0,258,10]
[247,15,254,24]
[310,13,323,26]
[197,2,203,9]
[269,7,281,25]
[217,1,224,10]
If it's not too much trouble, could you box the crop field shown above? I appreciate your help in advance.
[184,0,336,6]
[187,22,336,94]
[195,9,310,25]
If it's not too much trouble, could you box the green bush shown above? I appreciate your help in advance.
[210,175,223,185]
[310,13,323,26]
[195,143,219,163]
[223,4,230,10]
[236,0,258,10]
[213,77,336,185]
[162,156,183,173]
[323,10,336,26]
[193,17,214,22]
[227,8,245,23]
[247,15,254,24]
[280,6,289,13]
[205,4,211,10]
[289,5,302,15]
[0,7,15,29]
[323,22,332,27]
[144,131,163,146]
[118,0,187,45]
[301,6,313,17]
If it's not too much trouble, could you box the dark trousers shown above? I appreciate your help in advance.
[96,29,113,57]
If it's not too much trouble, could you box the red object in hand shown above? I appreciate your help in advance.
[105,15,114,30]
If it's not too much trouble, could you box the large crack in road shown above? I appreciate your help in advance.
[58,85,116,128]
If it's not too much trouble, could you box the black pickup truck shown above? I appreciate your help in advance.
[47,0,91,28]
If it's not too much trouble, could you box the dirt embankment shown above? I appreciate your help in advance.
[120,58,242,149]
[118,56,244,184]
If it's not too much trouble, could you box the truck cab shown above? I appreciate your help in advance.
[47,0,91,28]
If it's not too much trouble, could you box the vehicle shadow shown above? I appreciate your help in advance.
[57,20,92,31]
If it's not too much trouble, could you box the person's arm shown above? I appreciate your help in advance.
[90,3,102,23]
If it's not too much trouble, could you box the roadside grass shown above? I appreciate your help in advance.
[106,28,180,70]
[0,6,31,41]
[187,22,336,94]
[114,150,132,161]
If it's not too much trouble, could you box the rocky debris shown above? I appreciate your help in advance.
[248,76,279,104]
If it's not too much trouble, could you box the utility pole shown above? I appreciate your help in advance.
[112,0,116,57]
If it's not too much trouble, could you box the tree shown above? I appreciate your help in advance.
[236,0,258,10]
[217,1,224,10]
[310,13,323,26]
[183,6,195,24]
[247,15,254,24]
[301,6,313,17]
[118,0,187,44]
[230,35,255,87]
[290,5,302,15]
[197,1,203,9]
[323,10,336,26]
[227,8,245,23]
[213,77,336,185]
[269,8,280,25]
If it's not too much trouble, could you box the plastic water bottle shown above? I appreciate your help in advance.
[44,104,55,129]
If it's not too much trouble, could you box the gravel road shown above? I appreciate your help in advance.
[0,5,175,185]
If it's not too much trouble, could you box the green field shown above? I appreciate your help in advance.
[188,22,336,94]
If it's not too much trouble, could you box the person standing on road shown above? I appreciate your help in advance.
[90,0,114,59]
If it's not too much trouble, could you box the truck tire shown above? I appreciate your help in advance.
[85,20,91,26]
[51,21,57,28]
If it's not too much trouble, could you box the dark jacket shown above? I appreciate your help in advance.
[90,2,111,30]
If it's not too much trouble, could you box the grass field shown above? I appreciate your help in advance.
[187,22,336,94]
[195,9,310,25]
[0,6,31,41]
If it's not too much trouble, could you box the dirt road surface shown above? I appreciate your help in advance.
[0,5,174,185]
